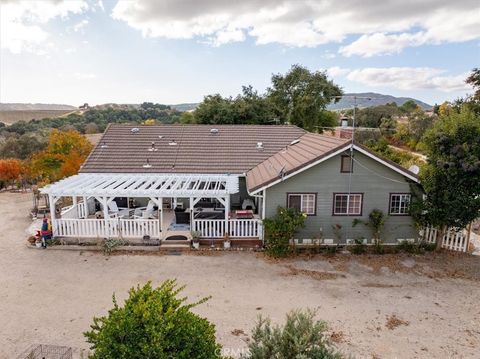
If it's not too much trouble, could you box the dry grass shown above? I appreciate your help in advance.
[385,314,410,330]
[284,264,345,280]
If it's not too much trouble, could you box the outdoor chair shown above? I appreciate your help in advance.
[106,201,130,218]
[133,200,155,219]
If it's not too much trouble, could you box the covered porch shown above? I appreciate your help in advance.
[41,173,263,243]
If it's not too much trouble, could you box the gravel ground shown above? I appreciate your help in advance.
[1,192,480,359]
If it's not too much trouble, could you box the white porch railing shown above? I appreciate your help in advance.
[119,219,160,238]
[229,219,261,238]
[193,218,261,238]
[193,219,226,238]
[78,202,88,219]
[423,226,469,252]
[55,218,159,239]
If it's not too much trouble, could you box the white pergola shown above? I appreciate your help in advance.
[40,173,240,237]
[41,173,239,198]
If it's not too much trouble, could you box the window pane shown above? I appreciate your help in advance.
[334,194,361,215]
[341,156,353,172]
[288,195,301,211]
[302,194,315,214]
[390,194,410,214]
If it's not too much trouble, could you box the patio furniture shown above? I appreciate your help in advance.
[235,209,254,219]
[241,198,256,211]
[107,201,130,218]
[175,211,190,225]
[134,200,155,219]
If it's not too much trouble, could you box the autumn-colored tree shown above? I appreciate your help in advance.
[0,159,22,188]
[29,130,93,183]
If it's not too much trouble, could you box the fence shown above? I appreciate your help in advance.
[193,218,261,238]
[17,344,72,359]
[423,226,469,252]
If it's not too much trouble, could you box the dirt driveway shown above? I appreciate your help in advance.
[1,192,479,358]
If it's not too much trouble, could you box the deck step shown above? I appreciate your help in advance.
[161,239,191,246]
[160,243,191,251]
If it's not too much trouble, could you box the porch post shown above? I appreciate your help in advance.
[225,195,230,237]
[159,197,163,239]
[261,190,266,219]
[102,197,109,237]
[83,196,88,218]
[189,197,193,232]
[48,194,56,236]
[72,196,78,218]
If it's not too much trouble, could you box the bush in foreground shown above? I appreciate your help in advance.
[244,309,342,359]
[84,280,221,359]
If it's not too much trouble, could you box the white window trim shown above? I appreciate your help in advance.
[287,193,316,215]
[333,193,363,216]
[389,193,411,215]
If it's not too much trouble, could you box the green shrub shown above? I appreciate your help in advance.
[243,309,342,359]
[353,209,386,246]
[350,239,367,255]
[102,238,126,254]
[84,280,221,359]
[419,241,436,252]
[263,207,306,258]
[398,240,421,254]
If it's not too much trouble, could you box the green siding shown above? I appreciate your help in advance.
[264,150,418,243]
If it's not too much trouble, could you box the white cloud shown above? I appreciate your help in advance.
[73,72,97,80]
[110,0,480,54]
[346,67,471,92]
[340,9,480,57]
[327,66,351,78]
[73,19,89,33]
[0,0,88,54]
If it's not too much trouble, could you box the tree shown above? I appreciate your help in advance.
[400,99,420,113]
[416,107,480,249]
[466,68,480,101]
[29,129,93,182]
[267,65,343,131]
[85,122,100,134]
[178,111,196,124]
[243,309,341,359]
[0,159,22,188]
[84,280,221,359]
[0,134,47,160]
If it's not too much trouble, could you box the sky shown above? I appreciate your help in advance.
[0,0,479,106]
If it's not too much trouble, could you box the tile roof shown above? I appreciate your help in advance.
[80,124,306,174]
[246,133,351,192]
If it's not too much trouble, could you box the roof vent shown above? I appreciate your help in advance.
[100,141,108,149]
[256,142,264,150]
[142,159,152,168]
[290,139,300,146]
[148,142,157,152]
[169,139,177,146]
[131,127,140,133]
[210,128,219,135]
[158,135,163,139]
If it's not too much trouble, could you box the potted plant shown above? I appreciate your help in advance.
[191,231,201,250]
[35,238,43,248]
[223,233,231,249]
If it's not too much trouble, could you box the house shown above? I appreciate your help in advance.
[41,124,420,246]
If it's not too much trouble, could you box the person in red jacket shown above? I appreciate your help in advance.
[40,218,52,248]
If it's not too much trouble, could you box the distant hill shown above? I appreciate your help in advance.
[169,93,432,112]
[170,103,198,112]
[0,103,76,111]
[327,92,432,111]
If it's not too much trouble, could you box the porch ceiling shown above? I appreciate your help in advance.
[40,173,239,198]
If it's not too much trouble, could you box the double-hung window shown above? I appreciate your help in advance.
[333,193,363,215]
[287,193,316,215]
[389,193,411,215]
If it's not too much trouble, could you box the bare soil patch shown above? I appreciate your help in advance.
[1,192,480,359]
